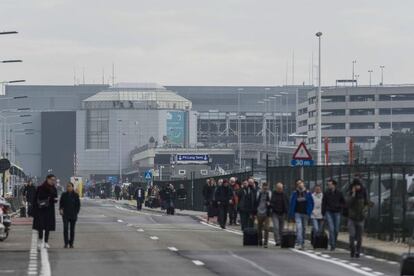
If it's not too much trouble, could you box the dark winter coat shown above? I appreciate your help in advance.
[134,188,145,202]
[23,184,36,205]
[177,188,187,200]
[270,191,289,215]
[32,182,58,231]
[214,185,233,206]
[238,187,256,213]
[202,184,214,203]
[59,191,81,220]
[322,189,345,215]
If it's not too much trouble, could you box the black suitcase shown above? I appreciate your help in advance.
[20,206,26,217]
[311,230,328,249]
[401,232,414,276]
[281,230,296,248]
[243,227,259,246]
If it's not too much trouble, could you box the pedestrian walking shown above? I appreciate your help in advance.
[255,182,271,248]
[164,184,176,215]
[237,180,256,230]
[203,179,216,222]
[270,182,288,246]
[322,179,345,251]
[22,179,36,217]
[59,182,81,248]
[288,179,314,250]
[311,185,324,238]
[215,179,233,229]
[33,174,58,250]
[176,184,188,211]
[134,185,146,211]
[346,179,369,258]
[114,185,121,200]
[228,177,240,225]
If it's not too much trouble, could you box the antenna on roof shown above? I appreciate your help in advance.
[112,63,115,86]
[73,67,77,86]
[82,67,85,85]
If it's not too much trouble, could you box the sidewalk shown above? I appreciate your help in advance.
[119,199,407,262]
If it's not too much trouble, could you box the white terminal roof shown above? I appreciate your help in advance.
[83,85,192,110]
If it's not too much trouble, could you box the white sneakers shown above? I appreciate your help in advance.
[37,241,50,250]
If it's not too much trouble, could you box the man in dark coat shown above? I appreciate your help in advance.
[134,185,146,211]
[59,182,81,248]
[22,179,36,217]
[114,185,121,200]
[176,184,188,211]
[33,174,58,249]
[215,179,233,229]
[163,184,176,215]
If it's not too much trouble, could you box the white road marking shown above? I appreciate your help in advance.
[292,249,378,276]
[137,228,144,232]
[0,270,15,274]
[150,236,159,240]
[40,240,51,276]
[386,261,398,265]
[364,255,375,259]
[361,267,373,271]
[117,219,124,223]
[127,224,134,227]
[349,262,360,266]
[192,260,205,266]
[168,247,178,252]
[373,272,384,276]
[114,205,162,217]
[230,252,279,276]
[27,230,38,276]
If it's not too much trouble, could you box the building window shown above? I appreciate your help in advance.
[322,95,346,102]
[322,109,346,116]
[379,108,414,115]
[350,122,375,129]
[298,108,308,116]
[86,110,109,149]
[379,94,414,101]
[330,137,346,143]
[308,110,316,118]
[298,120,307,127]
[322,123,345,130]
[349,109,375,116]
[350,95,375,102]
[308,124,316,131]
[309,97,316,104]
[352,136,376,143]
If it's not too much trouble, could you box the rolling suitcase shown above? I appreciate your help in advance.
[401,231,414,275]
[243,227,259,246]
[281,223,296,248]
[311,230,328,249]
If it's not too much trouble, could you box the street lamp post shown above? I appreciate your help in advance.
[390,95,396,163]
[118,119,123,184]
[380,65,385,86]
[368,70,373,87]
[237,88,244,170]
[316,31,323,165]
[352,60,357,86]
[280,92,289,144]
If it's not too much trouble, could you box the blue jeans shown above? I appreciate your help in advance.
[311,218,324,236]
[325,211,341,249]
[294,213,308,246]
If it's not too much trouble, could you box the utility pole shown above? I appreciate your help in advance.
[380,65,385,86]
[352,60,357,87]
[316,32,323,165]
[368,70,373,87]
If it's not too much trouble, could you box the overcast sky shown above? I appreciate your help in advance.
[0,0,413,86]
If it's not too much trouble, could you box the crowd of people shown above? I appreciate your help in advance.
[202,176,369,258]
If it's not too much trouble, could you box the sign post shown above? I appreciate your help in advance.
[291,142,313,179]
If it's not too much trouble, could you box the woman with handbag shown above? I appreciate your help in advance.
[32,174,58,250]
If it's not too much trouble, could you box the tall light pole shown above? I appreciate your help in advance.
[380,65,385,86]
[118,119,123,184]
[368,70,373,87]
[352,60,357,86]
[390,95,396,163]
[280,92,289,143]
[237,88,244,170]
[316,32,323,165]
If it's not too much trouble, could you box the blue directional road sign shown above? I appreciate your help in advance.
[291,159,314,167]
[176,154,209,162]
[144,170,153,180]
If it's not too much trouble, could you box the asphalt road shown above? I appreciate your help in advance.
[0,199,401,276]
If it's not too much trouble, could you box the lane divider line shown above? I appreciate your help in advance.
[117,219,124,223]
[150,236,159,240]
[168,247,178,252]
[192,260,205,266]
[27,230,38,276]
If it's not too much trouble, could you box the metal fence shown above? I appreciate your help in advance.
[267,163,414,240]
[153,171,253,212]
